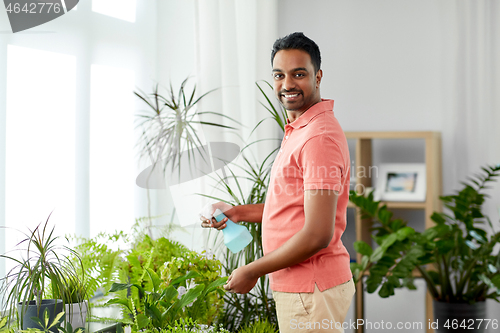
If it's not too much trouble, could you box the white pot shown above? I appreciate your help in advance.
[65,300,88,329]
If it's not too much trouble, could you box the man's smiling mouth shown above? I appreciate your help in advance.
[282,92,301,100]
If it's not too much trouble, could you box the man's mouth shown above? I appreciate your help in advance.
[281,92,301,100]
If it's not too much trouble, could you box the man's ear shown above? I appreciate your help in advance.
[316,69,323,88]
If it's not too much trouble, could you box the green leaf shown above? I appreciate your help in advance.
[105,298,132,313]
[427,271,441,285]
[365,274,383,293]
[109,282,132,292]
[161,285,178,304]
[435,239,455,254]
[145,268,161,293]
[353,241,373,257]
[396,227,415,241]
[350,262,362,271]
[490,275,500,289]
[387,275,401,288]
[0,316,7,329]
[116,324,124,333]
[370,264,389,276]
[136,314,150,330]
[469,230,486,243]
[488,264,498,274]
[48,311,65,329]
[430,212,446,224]
[465,240,479,250]
[377,207,393,225]
[170,271,200,286]
[403,277,417,290]
[173,284,205,315]
[203,277,228,296]
[370,246,386,262]
[361,255,370,270]
[378,281,395,298]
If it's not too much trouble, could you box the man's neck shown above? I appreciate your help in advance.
[286,98,322,123]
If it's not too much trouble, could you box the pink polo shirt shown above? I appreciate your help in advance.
[262,99,352,293]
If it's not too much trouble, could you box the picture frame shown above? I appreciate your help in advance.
[375,163,426,202]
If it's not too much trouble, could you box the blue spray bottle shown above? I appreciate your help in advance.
[213,208,253,253]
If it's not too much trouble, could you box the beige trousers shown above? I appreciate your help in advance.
[272,279,355,333]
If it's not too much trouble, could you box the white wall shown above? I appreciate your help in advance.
[278,0,444,131]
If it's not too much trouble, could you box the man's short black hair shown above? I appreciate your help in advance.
[271,32,321,73]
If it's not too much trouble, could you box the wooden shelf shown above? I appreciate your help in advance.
[346,131,442,333]
[348,201,427,209]
[345,131,439,140]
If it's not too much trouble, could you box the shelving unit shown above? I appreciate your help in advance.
[345,131,442,333]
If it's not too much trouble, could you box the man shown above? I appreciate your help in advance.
[201,32,354,333]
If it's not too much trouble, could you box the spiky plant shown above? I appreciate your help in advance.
[0,213,84,328]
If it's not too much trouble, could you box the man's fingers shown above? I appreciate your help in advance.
[200,216,228,229]
[213,217,228,230]
[200,216,212,228]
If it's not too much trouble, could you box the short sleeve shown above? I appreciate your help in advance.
[299,135,346,192]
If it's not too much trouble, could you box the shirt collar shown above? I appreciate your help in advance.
[286,99,334,129]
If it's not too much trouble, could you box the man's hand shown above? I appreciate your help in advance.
[200,203,264,230]
[200,201,233,230]
[223,265,259,294]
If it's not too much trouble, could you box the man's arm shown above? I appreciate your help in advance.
[223,189,338,293]
[208,203,264,230]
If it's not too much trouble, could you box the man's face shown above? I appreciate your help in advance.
[272,49,322,113]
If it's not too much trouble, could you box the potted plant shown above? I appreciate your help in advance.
[50,272,96,330]
[0,213,84,332]
[350,164,500,332]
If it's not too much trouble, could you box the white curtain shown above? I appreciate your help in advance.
[441,0,500,320]
[165,0,280,250]
[442,0,500,222]
[194,0,279,160]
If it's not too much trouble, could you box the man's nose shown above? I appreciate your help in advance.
[282,75,296,91]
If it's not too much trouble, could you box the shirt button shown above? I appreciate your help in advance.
[280,149,283,153]
[285,135,289,139]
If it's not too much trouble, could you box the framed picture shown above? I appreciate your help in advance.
[375,163,426,202]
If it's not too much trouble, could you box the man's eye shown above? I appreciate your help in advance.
[274,74,283,79]
[295,73,305,77]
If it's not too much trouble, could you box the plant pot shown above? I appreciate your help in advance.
[65,300,88,329]
[433,300,486,333]
[18,299,64,332]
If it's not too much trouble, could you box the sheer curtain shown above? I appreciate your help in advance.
[194,0,279,159]
[165,0,280,250]
[440,0,500,321]
[441,0,500,222]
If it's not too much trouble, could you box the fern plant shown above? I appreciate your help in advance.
[350,164,500,303]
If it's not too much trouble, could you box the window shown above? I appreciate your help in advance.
[89,64,135,236]
[0,1,157,287]
[5,45,76,259]
[92,0,137,22]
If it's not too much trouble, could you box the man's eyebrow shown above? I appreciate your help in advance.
[272,67,309,72]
